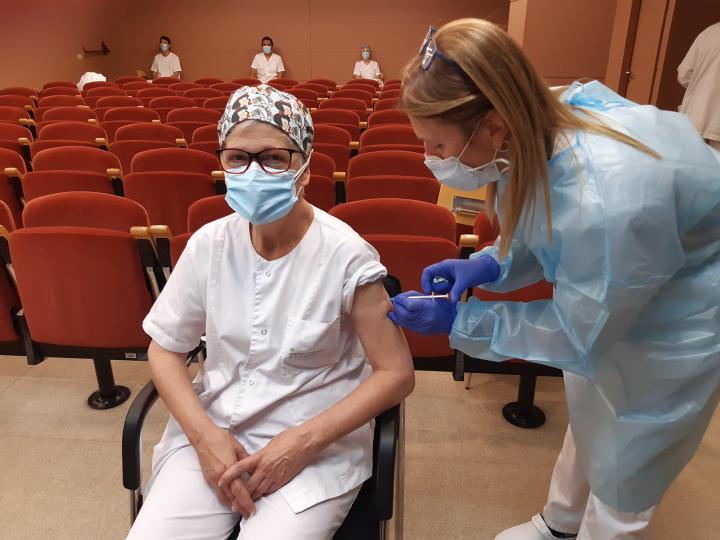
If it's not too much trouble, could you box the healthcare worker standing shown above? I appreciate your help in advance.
[390,19,720,540]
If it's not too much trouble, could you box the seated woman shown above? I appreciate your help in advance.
[353,45,383,86]
[127,84,414,540]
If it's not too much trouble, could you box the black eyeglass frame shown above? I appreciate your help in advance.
[215,147,305,174]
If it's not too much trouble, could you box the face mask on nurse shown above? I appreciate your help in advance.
[420,114,510,191]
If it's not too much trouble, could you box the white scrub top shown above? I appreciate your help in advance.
[143,208,387,513]
[151,52,182,77]
[251,53,285,83]
[678,22,720,141]
[353,60,382,84]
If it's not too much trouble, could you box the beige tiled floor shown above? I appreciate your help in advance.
[0,355,718,539]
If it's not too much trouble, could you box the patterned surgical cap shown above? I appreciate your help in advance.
[218,84,314,155]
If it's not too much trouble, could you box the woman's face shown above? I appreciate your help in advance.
[409,111,509,167]
[361,47,371,60]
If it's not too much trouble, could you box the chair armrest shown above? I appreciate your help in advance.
[212,170,227,194]
[3,167,22,180]
[149,225,172,280]
[122,379,159,491]
[359,121,368,129]
[151,119,161,123]
[349,141,359,150]
[88,118,97,124]
[459,234,479,260]
[17,138,31,148]
[372,404,400,520]
[333,171,346,182]
[175,138,187,148]
[95,137,108,148]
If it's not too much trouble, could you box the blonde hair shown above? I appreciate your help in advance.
[400,19,659,257]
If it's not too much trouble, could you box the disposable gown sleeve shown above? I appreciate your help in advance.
[474,236,545,294]
[451,156,688,376]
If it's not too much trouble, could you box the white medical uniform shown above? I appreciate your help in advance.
[353,60,382,85]
[129,208,386,539]
[151,52,182,78]
[678,22,720,147]
[251,53,285,83]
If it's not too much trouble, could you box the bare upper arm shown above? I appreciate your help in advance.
[350,280,413,374]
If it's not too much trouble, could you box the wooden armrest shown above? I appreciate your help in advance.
[149,225,172,242]
[372,98,378,103]
[333,171,346,182]
[95,137,107,147]
[130,226,154,244]
[151,119,160,123]
[87,118,97,124]
[317,97,328,102]
[106,168,122,179]
[366,108,373,113]
[24,105,34,112]
[459,234,480,248]
[3,167,21,179]
[175,138,187,147]
[359,121,368,129]
[17,138,30,147]
[77,105,91,109]
[349,141,359,150]
[211,170,225,181]
[18,118,36,127]
[310,108,317,112]
[0,225,9,241]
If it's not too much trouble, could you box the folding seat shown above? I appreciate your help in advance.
[346,78,381,89]
[21,170,120,201]
[0,201,23,355]
[0,147,27,226]
[148,96,196,122]
[374,98,400,111]
[0,95,34,114]
[0,123,33,161]
[42,106,98,123]
[152,76,181,86]
[340,83,376,96]
[82,81,120,94]
[130,147,220,175]
[32,145,122,176]
[347,150,433,180]
[115,76,147,85]
[103,106,159,122]
[311,109,361,141]
[266,81,291,90]
[202,96,229,112]
[183,87,224,107]
[166,107,220,141]
[124,172,218,235]
[378,88,401,100]
[188,141,217,156]
[274,78,299,87]
[359,125,423,153]
[94,96,144,122]
[367,109,410,128]
[230,78,260,86]
[0,106,32,124]
[109,141,176,174]
[347,175,440,204]
[8,224,156,409]
[122,81,152,98]
[38,87,80,98]
[212,82,243,93]
[100,121,138,144]
[194,77,224,86]
[285,89,319,109]
[0,87,38,99]
[293,83,330,97]
[332,89,374,107]
[318,97,369,122]
[84,87,127,108]
[137,87,177,108]
[114,123,184,145]
[168,82,202,93]
[37,121,107,145]
[309,152,336,180]
[305,175,336,211]
[37,95,85,108]
[42,81,77,89]
[313,143,350,175]
[30,140,99,160]
[306,78,338,90]
[384,79,402,86]
[187,195,233,232]
[314,124,351,147]
[191,124,217,143]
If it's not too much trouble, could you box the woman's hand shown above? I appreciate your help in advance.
[218,427,318,503]
[421,256,501,303]
[192,425,256,517]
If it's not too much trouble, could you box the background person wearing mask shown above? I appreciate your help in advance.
[151,35,181,80]
[678,22,720,150]
[352,45,383,85]
[250,36,285,83]
[391,19,720,540]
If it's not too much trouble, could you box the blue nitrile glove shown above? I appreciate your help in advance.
[421,255,501,303]
[388,290,455,335]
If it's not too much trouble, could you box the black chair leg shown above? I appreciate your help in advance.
[88,354,130,410]
[502,371,546,429]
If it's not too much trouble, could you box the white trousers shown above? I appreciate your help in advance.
[542,426,656,539]
[126,445,360,540]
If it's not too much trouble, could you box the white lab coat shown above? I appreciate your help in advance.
[678,22,720,140]
[251,53,285,83]
[142,208,386,513]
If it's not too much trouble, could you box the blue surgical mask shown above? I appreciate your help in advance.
[160,43,169,52]
[263,45,272,55]
[361,51,370,60]
[225,157,310,224]
[425,150,509,191]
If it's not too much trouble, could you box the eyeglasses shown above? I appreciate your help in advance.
[419,26,461,72]
[216,147,304,174]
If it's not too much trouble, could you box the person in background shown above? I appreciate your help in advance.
[151,35,182,80]
[251,36,285,83]
[353,45,383,86]
[678,22,720,150]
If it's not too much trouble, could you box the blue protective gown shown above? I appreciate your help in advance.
[451,81,720,512]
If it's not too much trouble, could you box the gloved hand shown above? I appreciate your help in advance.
[388,290,455,335]
[421,255,501,303]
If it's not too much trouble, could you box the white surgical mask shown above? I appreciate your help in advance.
[263,45,272,55]
[424,121,509,190]
[160,43,169,52]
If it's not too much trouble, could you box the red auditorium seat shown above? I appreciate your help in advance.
[306,79,338,90]
[347,150,433,180]
[109,141,176,173]
[293,83,330,97]
[148,96,196,122]
[42,81,77,90]
[319,98,369,122]
[0,147,27,226]
[94,96,144,122]
[115,76,147,85]
[41,106,98,123]
[137,87,177,107]
[311,109,361,141]
[32,145,122,176]
[359,125,423,153]
[103,107,160,122]
[37,95,84,108]
[0,87,38,99]
[37,121,107,144]
[21,171,118,201]
[194,77,224,86]
[130,147,220,174]
[374,98,400,111]
[168,82,202,93]
[114,123,184,144]
[332,89,374,107]
[367,109,410,128]
[305,175,336,211]
[309,152,336,180]
[347,175,440,204]
[183,87,224,107]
